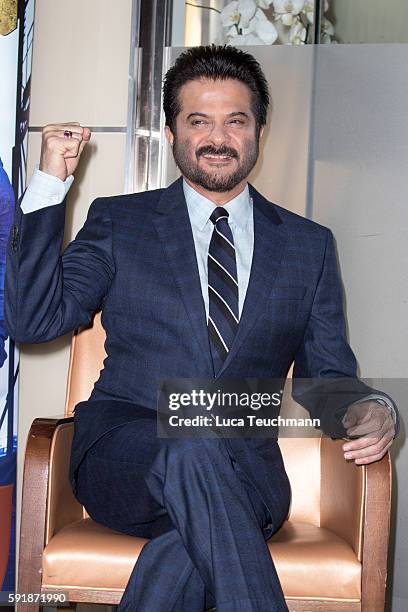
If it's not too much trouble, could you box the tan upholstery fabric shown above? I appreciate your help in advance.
[320,436,364,560]
[42,518,147,591]
[278,437,322,526]
[46,423,83,544]
[65,311,107,416]
[268,522,361,600]
[42,518,360,600]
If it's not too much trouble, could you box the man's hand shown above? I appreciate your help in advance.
[342,401,395,464]
[39,122,91,181]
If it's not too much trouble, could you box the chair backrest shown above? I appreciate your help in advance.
[65,311,107,416]
[64,312,324,525]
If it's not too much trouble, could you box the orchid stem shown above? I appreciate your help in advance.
[185,2,221,14]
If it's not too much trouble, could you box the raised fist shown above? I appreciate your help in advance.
[39,122,91,182]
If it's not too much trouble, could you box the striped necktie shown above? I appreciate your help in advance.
[207,207,239,375]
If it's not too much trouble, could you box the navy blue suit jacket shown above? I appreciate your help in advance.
[5,176,399,497]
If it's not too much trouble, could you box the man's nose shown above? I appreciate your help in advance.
[208,123,230,145]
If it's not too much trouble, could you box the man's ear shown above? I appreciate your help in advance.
[259,125,265,140]
[164,125,174,146]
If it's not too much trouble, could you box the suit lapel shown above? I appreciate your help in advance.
[216,184,287,378]
[153,177,215,376]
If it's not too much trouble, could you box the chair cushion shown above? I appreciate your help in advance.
[42,518,361,601]
[42,518,147,591]
[268,522,361,600]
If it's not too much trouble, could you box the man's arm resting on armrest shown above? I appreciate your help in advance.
[343,394,399,435]
[292,228,399,462]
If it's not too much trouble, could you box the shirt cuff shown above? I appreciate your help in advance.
[20,166,74,213]
[342,394,397,425]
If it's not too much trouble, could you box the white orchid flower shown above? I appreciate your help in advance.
[221,2,242,27]
[221,0,257,30]
[304,0,314,23]
[298,0,331,26]
[321,16,334,36]
[273,0,305,26]
[273,0,305,14]
[288,17,307,44]
[255,19,278,43]
[229,32,264,44]
[257,0,274,8]
[226,8,278,45]
[221,0,333,46]
[254,7,268,20]
[250,8,278,43]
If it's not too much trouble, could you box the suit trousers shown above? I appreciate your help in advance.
[74,402,291,611]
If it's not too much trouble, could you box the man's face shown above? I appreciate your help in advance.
[165,78,263,193]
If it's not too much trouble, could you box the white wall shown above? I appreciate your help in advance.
[310,44,408,612]
[331,0,408,44]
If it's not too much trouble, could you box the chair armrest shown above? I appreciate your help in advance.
[18,416,83,598]
[319,436,365,559]
[361,450,392,612]
[320,437,392,580]
[320,436,392,612]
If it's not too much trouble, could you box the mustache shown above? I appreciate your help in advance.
[196,145,238,159]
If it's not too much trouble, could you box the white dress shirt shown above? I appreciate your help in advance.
[183,178,253,320]
[21,166,74,213]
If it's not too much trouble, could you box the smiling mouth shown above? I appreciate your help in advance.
[201,154,235,162]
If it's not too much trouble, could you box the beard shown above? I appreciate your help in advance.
[171,135,259,193]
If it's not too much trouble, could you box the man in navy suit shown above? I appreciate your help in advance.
[5,46,398,611]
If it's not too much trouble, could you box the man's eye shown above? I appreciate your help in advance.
[191,120,207,126]
[229,119,244,125]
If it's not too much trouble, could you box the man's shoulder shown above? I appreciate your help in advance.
[95,186,165,210]
[272,202,330,236]
[90,187,168,225]
[251,184,331,238]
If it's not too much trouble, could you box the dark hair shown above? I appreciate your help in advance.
[162,44,270,136]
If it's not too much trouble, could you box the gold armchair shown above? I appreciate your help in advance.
[18,312,392,611]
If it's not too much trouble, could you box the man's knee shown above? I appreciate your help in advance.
[165,437,230,469]
[145,438,230,503]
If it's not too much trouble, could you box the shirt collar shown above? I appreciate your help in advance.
[183,178,252,232]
